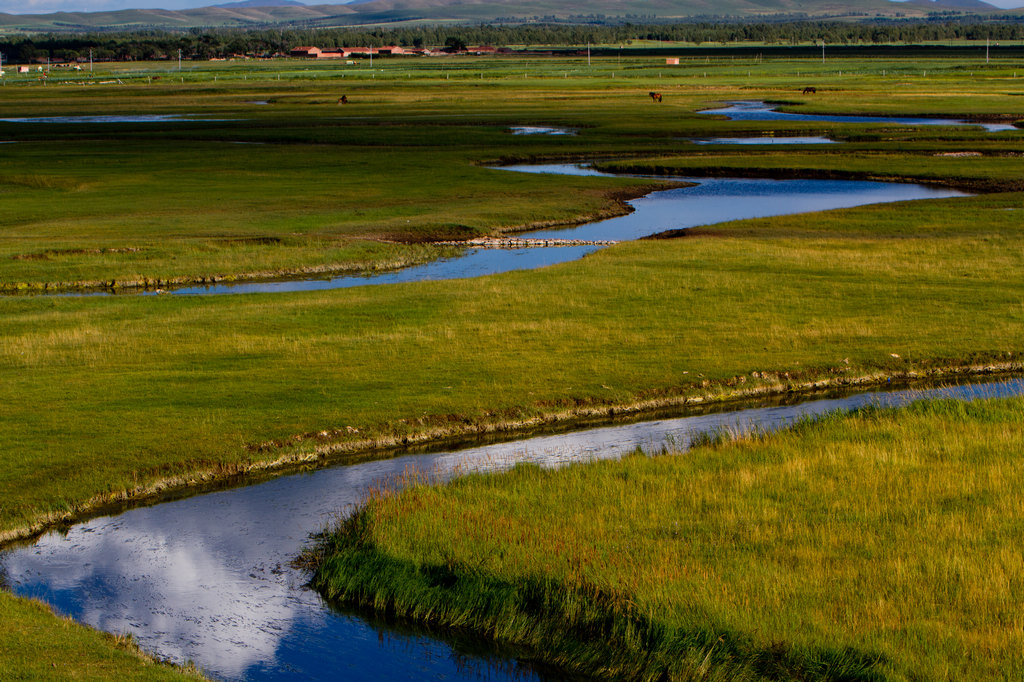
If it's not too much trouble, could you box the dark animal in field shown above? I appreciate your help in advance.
[338,95,348,104]
[802,86,817,94]
[649,91,663,103]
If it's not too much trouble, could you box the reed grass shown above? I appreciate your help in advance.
[312,396,1024,681]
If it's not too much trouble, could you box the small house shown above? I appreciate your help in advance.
[290,47,322,59]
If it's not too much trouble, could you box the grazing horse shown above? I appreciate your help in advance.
[648,91,663,103]
[338,95,348,104]
[802,86,817,94]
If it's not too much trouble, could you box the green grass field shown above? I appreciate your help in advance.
[312,396,1024,681]
[1,52,1022,678]
[0,591,205,681]
[1,65,1021,289]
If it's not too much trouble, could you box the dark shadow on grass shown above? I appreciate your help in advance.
[310,528,889,682]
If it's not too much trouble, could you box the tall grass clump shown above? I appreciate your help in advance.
[311,396,1024,681]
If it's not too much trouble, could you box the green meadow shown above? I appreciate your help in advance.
[0,52,1022,677]
[312,396,1024,681]
[0,593,205,681]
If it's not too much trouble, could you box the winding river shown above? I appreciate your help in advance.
[2,378,1022,681]
[0,112,1014,680]
[153,165,963,296]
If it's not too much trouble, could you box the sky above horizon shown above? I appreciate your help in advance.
[1,0,1021,14]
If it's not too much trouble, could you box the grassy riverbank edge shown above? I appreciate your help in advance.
[312,545,887,682]
[0,178,677,293]
[0,591,207,681]
[592,161,1024,195]
[1,361,1019,548]
[0,244,461,295]
[307,395,1024,681]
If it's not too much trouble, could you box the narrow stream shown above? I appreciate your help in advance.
[0,112,1010,680]
[157,168,962,295]
[2,378,1022,681]
[699,100,1020,132]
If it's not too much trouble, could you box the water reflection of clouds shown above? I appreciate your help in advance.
[8,507,314,677]
[2,379,1021,680]
[0,443,555,680]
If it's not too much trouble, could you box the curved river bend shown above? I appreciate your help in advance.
[0,151,1001,680]
[1,379,1022,681]
[163,166,962,295]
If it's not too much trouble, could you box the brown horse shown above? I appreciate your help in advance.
[338,95,348,104]
[802,86,817,94]
[648,91,663,103]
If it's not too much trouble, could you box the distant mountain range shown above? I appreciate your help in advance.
[0,0,1015,32]
[214,0,309,7]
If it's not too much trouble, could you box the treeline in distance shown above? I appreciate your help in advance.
[3,19,1024,63]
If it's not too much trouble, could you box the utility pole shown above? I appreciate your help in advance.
[178,49,182,71]
[587,42,591,67]
[821,40,825,64]
[986,37,990,64]
[89,48,93,73]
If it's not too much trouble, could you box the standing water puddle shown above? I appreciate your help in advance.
[2,378,1022,681]
[148,166,963,295]
[700,100,1020,132]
